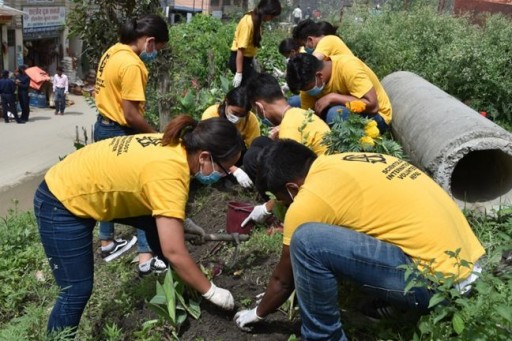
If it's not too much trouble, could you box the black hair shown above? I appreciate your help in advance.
[278,38,301,57]
[162,115,244,163]
[245,73,284,104]
[18,65,27,73]
[292,19,338,42]
[255,139,317,197]
[286,54,323,94]
[1,70,9,78]
[218,86,251,118]
[56,66,63,72]
[251,0,282,48]
[120,14,169,45]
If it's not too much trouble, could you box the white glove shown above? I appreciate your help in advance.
[241,203,271,227]
[232,72,243,87]
[281,83,290,94]
[202,282,234,310]
[233,168,253,188]
[234,307,263,331]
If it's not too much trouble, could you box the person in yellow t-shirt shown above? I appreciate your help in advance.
[241,72,330,226]
[229,0,281,87]
[292,19,354,60]
[201,86,260,188]
[234,139,485,339]
[34,116,244,335]
[93,15,169,273]
[287,53,392,133]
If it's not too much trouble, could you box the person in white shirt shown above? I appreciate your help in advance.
[53,66,69,115]
[292,5,302,24]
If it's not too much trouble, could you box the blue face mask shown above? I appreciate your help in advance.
[306,78,324,96]
[305,47,314,54]
[194,155,223,185]
[262,118,273,127]
[140,50,158,63]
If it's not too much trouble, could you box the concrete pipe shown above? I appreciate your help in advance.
[382,71,512,211]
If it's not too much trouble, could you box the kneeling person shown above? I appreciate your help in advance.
[234,139,485,340]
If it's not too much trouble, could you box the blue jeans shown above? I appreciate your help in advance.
[288,95,301,108]
[55,88,66,114]
[34,180,164,333]
[290,223,433,341]
[325,105,389,134]
[93,115,150,253]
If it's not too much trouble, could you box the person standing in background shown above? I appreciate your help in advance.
[53,66,68,115]
[0,70,24,124]
[229,0,282,87]
[93,14,169,275]
[16,65,31,122]
[292,5,302,24]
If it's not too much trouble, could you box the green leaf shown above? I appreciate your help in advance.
[496,305,512,322]
[163,270,176,321]
[428,293,446,308]
[452,312,465,334]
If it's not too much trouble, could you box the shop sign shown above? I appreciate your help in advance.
[22,6,65,32]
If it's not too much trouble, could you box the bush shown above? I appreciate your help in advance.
[339,5,512,122]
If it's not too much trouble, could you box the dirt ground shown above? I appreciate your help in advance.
[103,178,302,340]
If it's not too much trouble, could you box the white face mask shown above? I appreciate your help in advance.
[226,111,241,124]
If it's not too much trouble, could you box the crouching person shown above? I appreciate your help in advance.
[234,139,484,340]
[34,116,243,337]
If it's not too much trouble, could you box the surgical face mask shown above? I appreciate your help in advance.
[194,155,222,185]
[140,41,158,63]
[306,77,324,96]
[256,104,274,127]
[287,188,295,202]
[305,47,314,54]
[226,111,242,124]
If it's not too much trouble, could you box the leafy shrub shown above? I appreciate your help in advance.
[339,5,512,122]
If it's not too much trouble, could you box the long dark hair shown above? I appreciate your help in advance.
[162,115,243,162]
[120,14,169,44]
[251,0,282,48]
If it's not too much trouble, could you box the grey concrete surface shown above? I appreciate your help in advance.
[0,94,97,215]
[382,71,512,211]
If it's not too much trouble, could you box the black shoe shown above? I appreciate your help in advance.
[100,237,137,262]
[16,120,25,124]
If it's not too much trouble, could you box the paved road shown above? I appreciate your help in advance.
[0,94,97,215]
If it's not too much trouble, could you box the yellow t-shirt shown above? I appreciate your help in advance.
[230,14,258,57]
[301,54,392,124]
[279,107,330,156]
[45,134,190,221]
[314,35,354,59]
[283,153,485,280]
[95,43,148,126]
[201,104,261,147]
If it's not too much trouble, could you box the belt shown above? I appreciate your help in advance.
[97,114,118,125]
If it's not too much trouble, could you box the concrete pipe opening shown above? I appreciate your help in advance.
[450,149,512,203]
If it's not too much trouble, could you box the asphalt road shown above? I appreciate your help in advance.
[0,94,97,215]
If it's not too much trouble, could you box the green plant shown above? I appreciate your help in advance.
[323,113,404,157]
[103,323,123,341]
[147,268,201,339]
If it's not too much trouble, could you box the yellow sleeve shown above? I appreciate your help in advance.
[235,16,253,49]
[315,35,353,58]
[120,65,146,102]
[201,104,220,120]
[282,191,335,245]
[240,112,261,147]
[342,59,374,99]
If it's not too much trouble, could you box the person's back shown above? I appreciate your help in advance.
[279,107,329,155]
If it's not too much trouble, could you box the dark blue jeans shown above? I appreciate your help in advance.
[54,88,66,114]
[290,223,433,340]
[93,115,150,253]
[34,180,163,333]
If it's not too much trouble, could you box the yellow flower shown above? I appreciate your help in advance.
[345,100,367,113]
[365,120,377,128]
[360,135,375,147]
[364,125,380,139]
